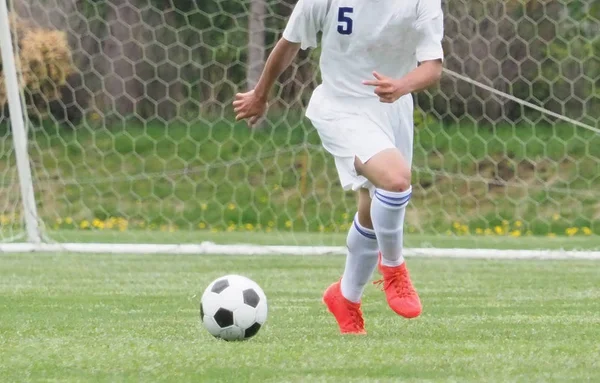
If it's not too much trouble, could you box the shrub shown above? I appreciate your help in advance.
[0,15,73,114]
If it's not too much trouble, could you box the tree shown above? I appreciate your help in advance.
[247,0,266,90]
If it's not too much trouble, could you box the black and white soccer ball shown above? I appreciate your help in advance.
[200,275,267,341]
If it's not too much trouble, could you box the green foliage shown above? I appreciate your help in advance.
[0,116,595,236]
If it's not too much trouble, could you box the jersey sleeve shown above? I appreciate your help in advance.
[282,0,326,50]
[415,0,444,62]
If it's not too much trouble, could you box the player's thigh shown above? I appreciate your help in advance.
[356,188,373,229]
[354,148,411,192]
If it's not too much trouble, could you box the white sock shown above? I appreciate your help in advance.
[340,214,379,303]
[370,186,412,267]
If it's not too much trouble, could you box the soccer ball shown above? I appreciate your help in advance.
[200,275,268,341]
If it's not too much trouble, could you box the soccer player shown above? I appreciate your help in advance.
[233,0,444,334]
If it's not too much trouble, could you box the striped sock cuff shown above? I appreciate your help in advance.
[352,214,376,240]
[374,186,412,208]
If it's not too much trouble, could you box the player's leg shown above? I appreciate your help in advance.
[354,149,422,318]
[355,148,410,267]
[340,188,378,303]
[323,173,377,335]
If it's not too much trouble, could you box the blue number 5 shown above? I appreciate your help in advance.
[337,7,353,35]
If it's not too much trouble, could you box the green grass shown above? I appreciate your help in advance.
[1,253,599,382]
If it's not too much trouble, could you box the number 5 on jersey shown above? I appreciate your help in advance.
[337,7,353,35]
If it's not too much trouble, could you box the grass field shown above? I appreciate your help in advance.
[1,250,599,382]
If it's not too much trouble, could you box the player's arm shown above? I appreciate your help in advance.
[234,0,323,126]
[363,61,443,103]
[364,0,444,103]
[233,39,300,126]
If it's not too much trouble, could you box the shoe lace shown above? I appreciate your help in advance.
[344,301,364,330]
[373,271,414,298]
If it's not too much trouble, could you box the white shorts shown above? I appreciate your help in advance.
[306,85,414,192]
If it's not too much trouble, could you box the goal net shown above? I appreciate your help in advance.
[0,0,598,257]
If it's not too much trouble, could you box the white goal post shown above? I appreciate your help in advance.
[0,0,40,243]
[0,0,598,258]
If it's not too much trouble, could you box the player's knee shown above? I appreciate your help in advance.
[379,171,411,192]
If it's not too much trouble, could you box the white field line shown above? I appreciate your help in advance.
[0,242,599,260]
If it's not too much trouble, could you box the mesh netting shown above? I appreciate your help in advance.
[0,0,598,246]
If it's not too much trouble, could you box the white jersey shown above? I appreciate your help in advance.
[283,0,444,99]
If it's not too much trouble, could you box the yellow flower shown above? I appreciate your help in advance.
[502,220,509,226]
[452,222,461,229]
[245,223,254,231]
[227,225,236,232]
[227,203,236,211]
[552,214,560,221]
[565,227,578,237]
[118,220,128,231]
[475,228,483,235]
[514,221,522,228]
[56,217,63,225]
[484,228,493,236]
[510,230,521,237]
[582,227,592,236]
[210,228,219,233]
[0,214,9,225]
[79,220,90,229]
[319,225,325,232]
[494,226,504,235]
[547,233,556,238]
[285,220,293,228]
[200,203,208,211]
[198,222,207,229]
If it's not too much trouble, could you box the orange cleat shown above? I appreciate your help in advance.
[322,281,367,334]
[374,256,422,318]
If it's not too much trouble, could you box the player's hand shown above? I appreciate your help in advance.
[362,71,405,103]
[233,90,267,127]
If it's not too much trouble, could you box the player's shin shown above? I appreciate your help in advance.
[370,186,412,266]
[340,214,379,303]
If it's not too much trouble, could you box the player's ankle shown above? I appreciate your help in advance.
[380,256,405,268]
